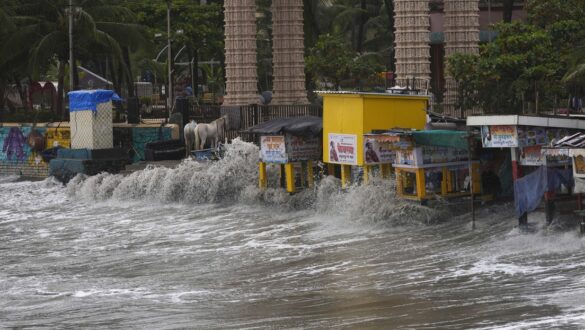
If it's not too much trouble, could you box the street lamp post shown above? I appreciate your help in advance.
[167,0,173,116]
[69,0,74,91]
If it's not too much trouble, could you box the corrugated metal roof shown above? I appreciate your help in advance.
[552,133,585,148]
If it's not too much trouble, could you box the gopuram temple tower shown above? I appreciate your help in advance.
[443,0,480,114]
[393,0,431,91]
[223,0,259,106]
[271,0,309,105]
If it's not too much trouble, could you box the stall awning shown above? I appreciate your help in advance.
[247,116,322,136]
[68,89,122,112]
[412,130,469,150]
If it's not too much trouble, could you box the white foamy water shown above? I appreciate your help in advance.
[2,139,585,329]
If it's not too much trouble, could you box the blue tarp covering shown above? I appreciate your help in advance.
[68,89,122,112]
[514,166,574,217]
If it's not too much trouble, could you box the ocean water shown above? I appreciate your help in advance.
[2,139,585,329]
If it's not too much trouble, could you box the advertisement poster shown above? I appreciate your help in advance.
[286,134,320,161]
[363,136,401,165]
[396,148,423,166]
[328,133,357,165]
[571,149,585,178]
[517,126,571,147]
[422,146,450,164]
[260,135,287,163]
[543,148,571,166]
[481,125,518,148]
[519,145,543,166]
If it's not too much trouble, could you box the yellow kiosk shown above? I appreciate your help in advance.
[393,130,481,201]
[318,91,429,187]
[250,116,322,193]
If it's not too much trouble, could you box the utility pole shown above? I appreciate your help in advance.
[167,0,173,116]
[69,0,74,91]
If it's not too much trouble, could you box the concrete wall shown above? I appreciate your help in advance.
[0,123,179,178]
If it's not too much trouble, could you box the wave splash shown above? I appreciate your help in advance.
[67,138,447,223]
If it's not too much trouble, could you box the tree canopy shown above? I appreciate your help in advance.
[448,0,585,115]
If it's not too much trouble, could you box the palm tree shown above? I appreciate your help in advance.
[1,0,148,118]
[0,3,21,119]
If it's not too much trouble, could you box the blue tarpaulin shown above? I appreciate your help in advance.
[68,90,122,112]
[514,166,574,217]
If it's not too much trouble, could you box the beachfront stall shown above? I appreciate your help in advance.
[467,115,585,226]
[392,130,481,201]
[248,116,322,193]
[545,133,585,232]
[318,91,429,188]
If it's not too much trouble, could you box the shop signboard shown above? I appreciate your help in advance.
[328,133,357,165]
[519,145,544,166]
[362,135,409,165]
[422,146,449,164]
[543,148,571,167]
[286,134,320,162]
[517,126,572,147]
[260,135,287,163]
[481,125,518,148]
[396,148,423,166]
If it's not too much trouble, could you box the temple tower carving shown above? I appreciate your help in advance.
[271,0,309,105]
[443,0,480,115]
[223,0,259,106]
[394,0,431,91]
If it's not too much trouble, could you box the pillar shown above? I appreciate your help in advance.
[443,0,480,116]
[394,0,431,91]
[363,165,371,184]
[259,162,267,189]
[285,163,295,193]
[327,163,336,177]
[415,168,426,200]
[306,160,314,187]
[395,168,404,196]
[472,162,481,194]
[223,0,259,106]
[380,164,392,179]
[441,167,449,196]
[271,0,309,104]
[341,165,351,189]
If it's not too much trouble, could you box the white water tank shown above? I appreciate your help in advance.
[68,90,121,149]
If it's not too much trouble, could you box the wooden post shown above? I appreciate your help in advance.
[285,163,295,193]
[259,162,267,189]
[341,165,351,189]
[279,164,286,188]
[511,147,527,226]
[511,147,521,180]
[415,168,426,200]
[327,163,336,177]
[467,134,475,230]
[380,163,391,179]
[363,165,370,184]
[578,193,585,234]
[395,168,404,196]
[472,162,481,194]
[441,167,448,197]
[306,160,314,188]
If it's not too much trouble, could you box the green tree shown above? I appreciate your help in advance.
[124,1,224,100]
[447,53,479,117]
[0,2,24,118]
[449,22,562,115]
[306,34,354,89]
[306,33,382,90]
[526,0,585,95]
